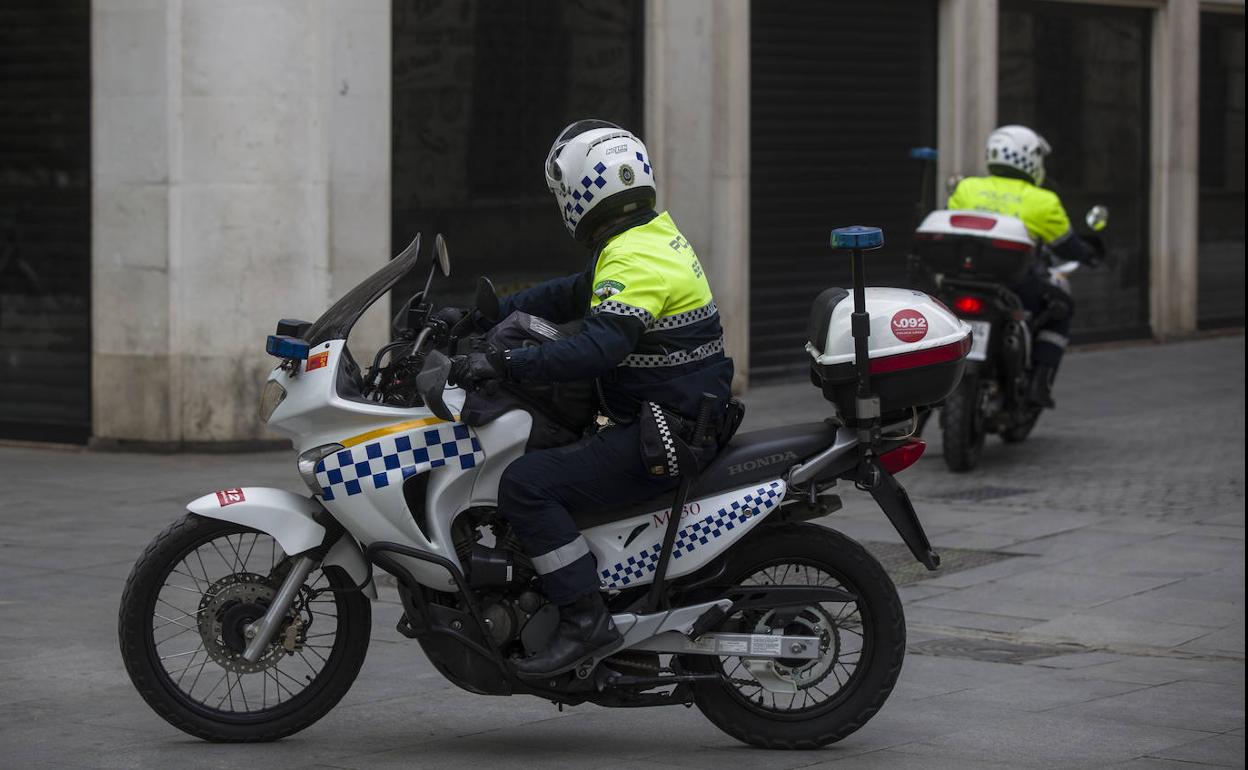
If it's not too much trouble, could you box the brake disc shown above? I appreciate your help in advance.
[745,605,840,693]
[197,572,287,674]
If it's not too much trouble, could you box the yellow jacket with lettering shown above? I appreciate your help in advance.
[499,210,733,418]
[947,175,1073,245]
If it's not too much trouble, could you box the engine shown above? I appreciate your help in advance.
[452,512,557,650]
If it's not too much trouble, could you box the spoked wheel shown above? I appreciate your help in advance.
[118,514,371,742]
[684,524,905,749]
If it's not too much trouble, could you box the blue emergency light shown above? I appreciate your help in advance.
[910,147,939,161]
[830,226,884,251]
[265,334,311,360]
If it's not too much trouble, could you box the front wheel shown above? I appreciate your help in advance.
[684,524,905,749]
[941,375,985,472]
[118,514,371,742]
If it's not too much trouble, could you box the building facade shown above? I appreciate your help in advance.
[0,0,1242,446]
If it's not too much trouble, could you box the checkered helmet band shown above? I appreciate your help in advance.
[986,124,1050,186]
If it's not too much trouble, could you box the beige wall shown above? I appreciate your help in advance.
[1150,0,1201,338]
[645,0,751,391]
[91,0,389,446]
[938,0,999,191]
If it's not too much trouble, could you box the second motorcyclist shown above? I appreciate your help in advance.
[449,119,734,677]
[947,125,1102,407]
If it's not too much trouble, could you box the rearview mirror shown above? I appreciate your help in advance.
[434,233,451,277]
[476,276,501,324]
[416,350,455,421]
[1085,205,1109,232]
[945,174,965,196]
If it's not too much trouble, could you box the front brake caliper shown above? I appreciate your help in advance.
[281,616,304,653]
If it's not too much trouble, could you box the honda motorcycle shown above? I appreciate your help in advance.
[119,226,969,748]
[908,206,1108,471]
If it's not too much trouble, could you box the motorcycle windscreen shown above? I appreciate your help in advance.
[306,234,424,345]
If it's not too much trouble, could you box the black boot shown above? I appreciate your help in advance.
[512,593,622,678]
[1027,364,1057,409]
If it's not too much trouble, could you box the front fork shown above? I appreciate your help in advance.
[242,555,317,663]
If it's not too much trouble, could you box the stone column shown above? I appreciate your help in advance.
[92,0,179,442]
[645,0,751,391]
[1149,0,1200,338]
[937,0,998,198]
[92,0,390,447]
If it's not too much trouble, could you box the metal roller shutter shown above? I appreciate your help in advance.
[999,0,1153,342]
[1198,12,1245,329]
[391,1,643,309]
[750,0,937,380]
[0,0,92,443]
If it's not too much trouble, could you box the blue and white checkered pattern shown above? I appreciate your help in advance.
[599,481,784,589]
[567,161,609,218]
[314,423,484,501]
[635,150,651,177]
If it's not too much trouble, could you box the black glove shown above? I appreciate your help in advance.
[1081,235,1107,267]
[449,350,507,387]
[430,306,467,327]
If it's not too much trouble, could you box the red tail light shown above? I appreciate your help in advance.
[869,335,972,375]
[950,214,998,230]
[879,439,926,474]
[953,295,985,314]
[992,238,1032,252]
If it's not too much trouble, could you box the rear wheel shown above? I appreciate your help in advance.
[118,514,371,742]
[684,524,905,749]
[941,376,984,471]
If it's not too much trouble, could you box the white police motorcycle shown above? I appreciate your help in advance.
[119,228,969,748]
[909,206,1108,471]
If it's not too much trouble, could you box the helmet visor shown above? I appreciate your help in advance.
[544,141,567,193]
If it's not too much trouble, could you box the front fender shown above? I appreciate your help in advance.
[188,487,376,599]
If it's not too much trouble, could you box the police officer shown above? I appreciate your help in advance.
[947,125,1101,407]
[450,120,734,677]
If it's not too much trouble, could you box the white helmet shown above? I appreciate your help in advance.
[544,119,657,244]
[985,125,1051,186]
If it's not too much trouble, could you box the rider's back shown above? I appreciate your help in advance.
[592,211,733,419]
[948,175,1070,245]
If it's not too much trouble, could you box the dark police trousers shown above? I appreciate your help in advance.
[1011,270,1075,369]
[497,421,689,605]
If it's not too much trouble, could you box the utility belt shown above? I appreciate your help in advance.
[637,396,744,478]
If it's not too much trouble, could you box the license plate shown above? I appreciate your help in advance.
[967,321,991,361]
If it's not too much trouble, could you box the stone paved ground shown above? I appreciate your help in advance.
[1,334,1243,769]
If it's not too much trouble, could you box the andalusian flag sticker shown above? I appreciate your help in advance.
[593,279,625,299]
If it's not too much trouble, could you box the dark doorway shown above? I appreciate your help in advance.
[391,1,644,311]
[999,0,1152,341]
[749,0,938,380]
[0,0,92,443]
[1198,12,1245,329]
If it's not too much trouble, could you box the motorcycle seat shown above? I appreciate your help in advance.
[572,420,839,530]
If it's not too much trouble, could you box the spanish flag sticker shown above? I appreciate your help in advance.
[306,351,330,372]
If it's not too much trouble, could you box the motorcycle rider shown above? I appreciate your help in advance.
[450,119,734,677]
[946,125,1101,408]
